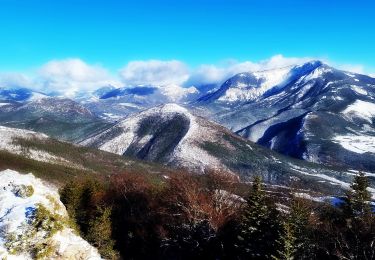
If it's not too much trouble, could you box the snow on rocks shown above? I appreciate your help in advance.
[0,169,102,259]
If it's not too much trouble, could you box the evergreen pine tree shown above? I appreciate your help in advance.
[339,172,375,259]
[237,176,279,259]
[344,172,372,217]
[272,221,296,260]
[86,206,118,259]
[273,198,312,260]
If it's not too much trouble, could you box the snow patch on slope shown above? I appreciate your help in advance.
[0,169,101,259]
[342,100,375,124]
[351,85,368,96]
[332,134,375,154]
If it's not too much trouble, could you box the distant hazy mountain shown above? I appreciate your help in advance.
[82,84,218,121]
[0,86,48,102]
[0,97,110,142]
[194,61,375,172]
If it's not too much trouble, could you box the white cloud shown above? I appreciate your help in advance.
[119,60,189,86]
[39,58,109,81]
[330,63,375,79]
[1,56,374,99]
[0,73,33,88]
[335,64,365,74]
[186,54,314,86]
[37,58,121,97]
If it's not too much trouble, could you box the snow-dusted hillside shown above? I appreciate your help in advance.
[80,103,374,196]
[0,126,79,167]
[0,97,110,142]
[0,169,102,259]
[81,103,226,171]
[195,61,375,172]
[0,87,48,102]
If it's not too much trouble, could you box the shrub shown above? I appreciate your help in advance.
[12,184,34,198]
[5,203,66,259]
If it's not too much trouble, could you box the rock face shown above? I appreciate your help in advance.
[0,169,102,260]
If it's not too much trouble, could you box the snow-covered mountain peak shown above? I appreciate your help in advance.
[201,60,325,103]
[197,60,375,172]
[114,103,194,128]
[149,103,192,116]
[158,84,199,102]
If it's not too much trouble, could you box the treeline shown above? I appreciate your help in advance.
[60,171,375,260]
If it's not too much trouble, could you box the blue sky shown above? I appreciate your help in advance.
[0,0,374,70]
[0,0,374,95]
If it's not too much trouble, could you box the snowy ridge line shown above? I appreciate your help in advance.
[0,126,86,169]
[82,103,226,171]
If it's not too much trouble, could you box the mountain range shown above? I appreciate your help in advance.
[1,60,374,197]
[194,61,375,172]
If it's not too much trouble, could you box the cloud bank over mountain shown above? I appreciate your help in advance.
[120,60,190,86]
[0,55,374,97]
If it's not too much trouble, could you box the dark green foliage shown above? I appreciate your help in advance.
[273,198,313,260]
[313,173,375,259]
[86,207,118,259]
[0,150,90,184]
[236,176,280,259]
[273,221,296,260]
[343,172,372,217]
[58,171,375,260]
[334,172,375,259]
[0,136,174,186]
[60,179,119,258]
